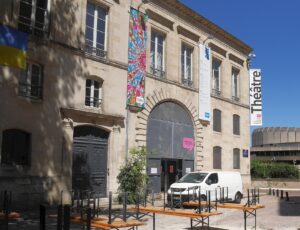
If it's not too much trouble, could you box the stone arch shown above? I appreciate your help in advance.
[135,88,204,170]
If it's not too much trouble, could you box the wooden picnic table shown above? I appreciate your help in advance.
[182,201,265,230]
[129,206,222,230]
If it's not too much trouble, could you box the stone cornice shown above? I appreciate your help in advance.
[151,0,253,55]
[146,9,174,30]
[177,25,200,42]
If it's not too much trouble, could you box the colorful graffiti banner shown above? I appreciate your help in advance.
[127,8,147,109]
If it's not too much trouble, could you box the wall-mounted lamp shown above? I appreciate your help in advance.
[247,52,256,69]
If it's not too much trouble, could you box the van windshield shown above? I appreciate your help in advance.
[178,173,208,183]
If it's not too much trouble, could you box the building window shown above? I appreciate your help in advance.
[212,58,221,96]
[18,0,49,37]
[85,79,102,108]
[181,44,193,86]
[150,31,165,78]
[19,62,43,100]
[213,109,222,132]
[1,129,31,166]
[232,68,240,101]
[233,148,240,169]
[233,114,240,135]
[213,146,222,169]
[85,2,107,58]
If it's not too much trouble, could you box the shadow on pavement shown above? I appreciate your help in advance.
[185,227,228,230]
[279,196,300,216]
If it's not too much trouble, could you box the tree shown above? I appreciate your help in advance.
[117,147,148,203]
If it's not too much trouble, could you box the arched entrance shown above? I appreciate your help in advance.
[72,126,109,196]
[147,102,195,193]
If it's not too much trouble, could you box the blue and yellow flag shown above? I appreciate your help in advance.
[0,25,28,69]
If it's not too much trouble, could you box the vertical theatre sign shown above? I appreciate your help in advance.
[199,44,211,121]
[249,69,262,126]
[127,8,148,110]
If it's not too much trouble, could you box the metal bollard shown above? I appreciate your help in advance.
[108,192,112,224]
[276,189,279,197]
[57,205,63,230]
[285,192,289,201]
[86,207,91,230]
[269,188,271,195]
[272,189,275,196]
[40,205,46,230]
[63,205,70,230]
[280,190,284,199]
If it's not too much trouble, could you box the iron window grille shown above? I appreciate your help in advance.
[85,79,102,108]
[18,0,50,37]
[233,114,240,135]
[232,96,240,102]
[1,129,31,166]
[233,148,240,169]
[212,89,221,96]
[85,3,108,59]
[18,63,43,100]
[213,109,222,132]
[213,146,222,169]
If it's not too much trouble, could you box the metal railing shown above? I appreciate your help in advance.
[150,66,165,79]
[232,95,240,102]
[212,88,221,96]
[182,78,193,87]
[85,97,102,108]
[85,44,107,59]
[18,83,43,100]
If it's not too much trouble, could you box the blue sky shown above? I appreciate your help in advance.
[181,0,300,128]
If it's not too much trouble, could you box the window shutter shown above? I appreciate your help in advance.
[233,148,240,169]
[213,109,221,132]
[213,146,222,169]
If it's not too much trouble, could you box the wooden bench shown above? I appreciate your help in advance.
[129,206,222,229]
[70,215,145,230]
[0,211,21,219]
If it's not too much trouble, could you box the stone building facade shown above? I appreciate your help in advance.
[0,0,252,205]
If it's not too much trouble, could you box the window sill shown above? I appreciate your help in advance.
[213,131,222,135]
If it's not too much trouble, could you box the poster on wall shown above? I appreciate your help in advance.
[198,44,211,121]
[249,69,263,126]
[127,8,148,110]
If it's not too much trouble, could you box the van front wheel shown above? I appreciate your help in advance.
[234,192,242,203]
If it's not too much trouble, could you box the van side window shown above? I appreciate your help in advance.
[206,173,218,185]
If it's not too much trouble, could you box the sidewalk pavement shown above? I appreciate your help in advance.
[1,193,300,230]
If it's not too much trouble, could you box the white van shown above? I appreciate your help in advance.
[168,171,243,203]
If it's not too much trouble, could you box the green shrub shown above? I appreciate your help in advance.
[117,147,148,204]
[251,160,299,179]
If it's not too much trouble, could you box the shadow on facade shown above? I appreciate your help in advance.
[0,0,89,210]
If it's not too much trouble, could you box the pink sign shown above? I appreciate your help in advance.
[182,138,194,151]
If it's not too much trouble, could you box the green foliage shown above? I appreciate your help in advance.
[251,160,299,179]
[117,147,148,203]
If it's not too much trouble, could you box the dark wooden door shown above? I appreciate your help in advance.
[73,126,108,196]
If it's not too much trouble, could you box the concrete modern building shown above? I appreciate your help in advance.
[251,127,300,167]
[0,0,252,205]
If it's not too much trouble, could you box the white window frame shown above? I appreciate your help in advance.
[181,44,193,82]
[85,79,102,108]
[18,0,50,35]
[19,62,43,99]
[212,58,221,92]
[150,30,165,74]
[232,68,240,99]
[85,3,108,54]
